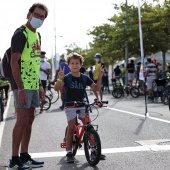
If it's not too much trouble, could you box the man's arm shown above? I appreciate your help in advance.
[10,52,24,90]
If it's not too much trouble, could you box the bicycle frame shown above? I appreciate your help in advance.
[61,104,92,148]
[60,100,106,149]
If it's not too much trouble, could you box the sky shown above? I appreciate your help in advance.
[0,0,150,59]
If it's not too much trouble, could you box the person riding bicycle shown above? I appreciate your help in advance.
[54,52,104,163]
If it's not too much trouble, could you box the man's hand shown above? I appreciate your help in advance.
[18,89,27,105]
[39,87,45,102]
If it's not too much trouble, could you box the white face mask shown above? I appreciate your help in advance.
[96,58,100,62]
[30,17,44,29]
[40,58,44,62]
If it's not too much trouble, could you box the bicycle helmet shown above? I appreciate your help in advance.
[94,53,102,58]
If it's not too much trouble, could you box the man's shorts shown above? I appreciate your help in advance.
[128,73,135,81]
[65,107,85,122]
[13,89,40,108]
[146,76,156,90]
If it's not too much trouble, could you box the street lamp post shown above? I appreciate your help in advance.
[125,0,129,85]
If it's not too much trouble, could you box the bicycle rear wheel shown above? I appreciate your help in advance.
[40,95,51,110]
[130,87,140,98]
[50,87,59,104]
[84,128,101,166]
[46,89,53,101]
[112,88,123,98]
[65,126,79,156]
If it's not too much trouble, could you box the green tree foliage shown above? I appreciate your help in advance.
[87,0,170,70]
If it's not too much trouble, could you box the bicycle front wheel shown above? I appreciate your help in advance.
[50,87,59,104]
[112,88,123,98]
[130,87,140,98]
[40,95,51,110]
[84,128,101,166]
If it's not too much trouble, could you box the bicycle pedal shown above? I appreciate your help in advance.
[78,144,82,148]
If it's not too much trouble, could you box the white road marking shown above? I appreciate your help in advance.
[0,92,11,147]
[106,107,170,124]
[30,144,170,159]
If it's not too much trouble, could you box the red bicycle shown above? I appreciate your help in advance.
[60,99,108,166]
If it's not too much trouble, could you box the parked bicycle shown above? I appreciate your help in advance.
[39,95,51,113]
[46,81,59,104]
[60,99,108,166]
[122,84,140,98]
[111,77,124,98]
[111,76,139,98]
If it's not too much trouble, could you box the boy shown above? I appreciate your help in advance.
[54,52,104,163]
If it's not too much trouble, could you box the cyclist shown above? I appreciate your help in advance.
[54,52,104,163]
[93,53,105,101]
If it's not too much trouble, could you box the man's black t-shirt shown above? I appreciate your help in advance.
[89,70,94,80]
[11,29,27,90]
[127,63,135,73]
[64,75,93,102]
[80,67,86,74]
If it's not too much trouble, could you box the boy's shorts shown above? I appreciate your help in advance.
[13,89,40,108]
[65,107,85,122]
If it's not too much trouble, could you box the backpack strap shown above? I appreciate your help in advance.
[61,73,72,110]
[80,73,89,103]
[37,32,41,45]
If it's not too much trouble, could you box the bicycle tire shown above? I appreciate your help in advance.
[84,128,101,166]
[112,88,123,98]
[50,87,59,104]
[161,86,170,105]
[161,94,168,105]
[46,89,53,101]
[40,95,51,110]
[64,126,79,156]
[130,87,140,98]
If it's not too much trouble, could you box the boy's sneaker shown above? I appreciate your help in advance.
[20,153,44,168]
[66,152,74,163]
[9,159,31,170]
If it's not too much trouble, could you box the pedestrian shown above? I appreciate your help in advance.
[145,58,158,102]
[79,66,86,74]
[121,64,126,85]
[102,68,110,93]
[89,66,94,94]
[114,65,121,78]
[54,52,104,163]
[135,62,141,85]
[93,53,105,101]
[9,3,48,169]
[40,51,51,92]
[127,60,135,86]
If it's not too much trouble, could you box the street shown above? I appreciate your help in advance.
[1,90,170,170]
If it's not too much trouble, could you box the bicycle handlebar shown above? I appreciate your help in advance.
[65,99,108,108]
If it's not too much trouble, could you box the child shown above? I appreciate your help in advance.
[54,52,104,163]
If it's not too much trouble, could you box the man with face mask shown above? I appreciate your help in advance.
[93,53,105,101]
[40,51,51,92]
[9,3,48,170]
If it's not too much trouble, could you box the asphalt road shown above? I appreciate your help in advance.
[1,90,170,170]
